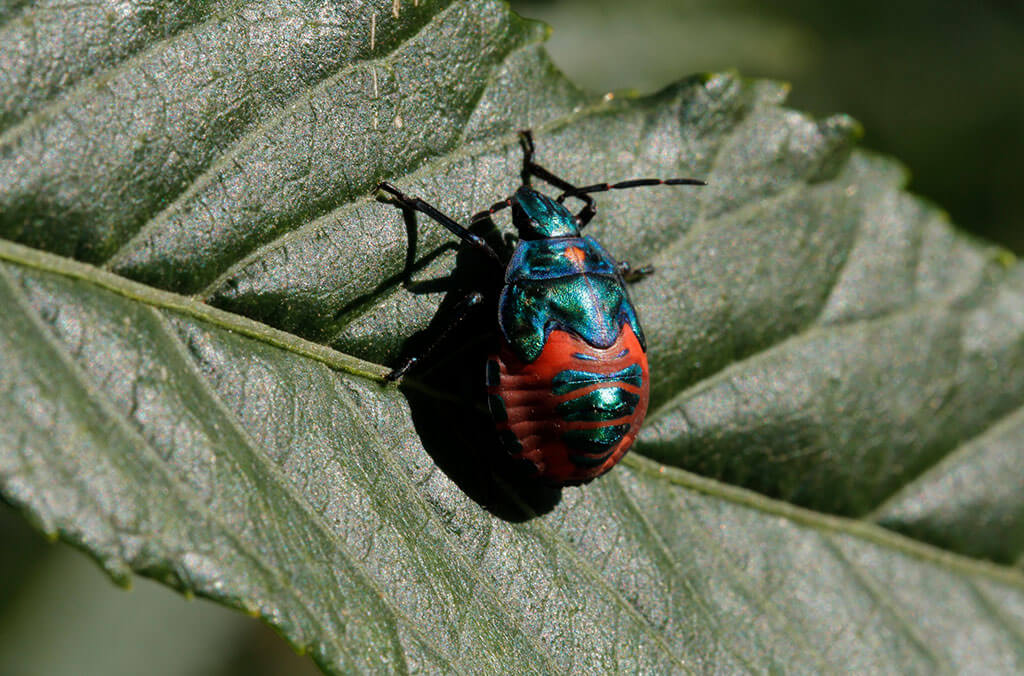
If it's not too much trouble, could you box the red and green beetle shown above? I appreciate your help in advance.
[378,131,703,485]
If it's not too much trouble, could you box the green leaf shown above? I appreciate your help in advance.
[2,0,1024,672]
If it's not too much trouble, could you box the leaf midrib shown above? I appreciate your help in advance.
[4,235,1023,595]
[0,238,389,381]
[624,454,1024,588]
[0,262,451,673]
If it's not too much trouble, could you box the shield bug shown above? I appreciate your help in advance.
[378,131,703,484]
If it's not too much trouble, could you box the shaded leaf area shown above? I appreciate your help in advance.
[635,153,1024,532]
[2,257,1024,673]
[0,0,238,131]
[0,0,445,263]
[2,0,1024,571]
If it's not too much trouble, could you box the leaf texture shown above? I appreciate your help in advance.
[1,0,1024,672]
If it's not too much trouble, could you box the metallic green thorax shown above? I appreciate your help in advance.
[499,235,645,363]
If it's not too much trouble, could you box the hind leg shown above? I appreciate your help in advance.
[385,292,486,382]
[618,261,654,283]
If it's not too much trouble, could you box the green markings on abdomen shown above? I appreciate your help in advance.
[551,364,641,395]
[554,364,642,463]
[563,424,631,461]
[557,387,639,422]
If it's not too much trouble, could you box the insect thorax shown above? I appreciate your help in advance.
[498,237,644,362]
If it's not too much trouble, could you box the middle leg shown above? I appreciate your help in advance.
[386,291,487,381]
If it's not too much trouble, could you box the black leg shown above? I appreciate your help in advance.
[560,177,706,200]
[518,130,599,227]
[377,182,502,267]
[386,292,486,382]
[469,196,513,229]
[469,131,594,227]
[522,129,707,228]
[618,261,654,283]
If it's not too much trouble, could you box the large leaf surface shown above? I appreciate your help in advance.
[2,0,1024,672]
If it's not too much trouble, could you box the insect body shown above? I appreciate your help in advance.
[378,131,703,484]
[487,210,650,484]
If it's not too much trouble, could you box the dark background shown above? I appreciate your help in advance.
[3,2,1021,674]
[513,0,1024,252]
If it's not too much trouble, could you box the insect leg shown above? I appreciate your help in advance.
[556,177,706,216]
[518,130,599,227]
[377,182,502,267]
[386,291,486,381]
[618,261,654,283]
[469,196,513,228]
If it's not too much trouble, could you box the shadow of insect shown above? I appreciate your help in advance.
[385,203,562,522]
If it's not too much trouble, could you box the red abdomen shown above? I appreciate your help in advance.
[486,325,649,485]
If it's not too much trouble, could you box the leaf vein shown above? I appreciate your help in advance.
[606,474,760,672]
[103,1,460,269]
[0,264,374,669]
[966,579,1024,655]
[145,306,462,670]
[821,536,951,671]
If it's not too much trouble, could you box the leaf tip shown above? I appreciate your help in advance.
[994,249,1017,269]
[507,1,554,43]
[827,113,865,142]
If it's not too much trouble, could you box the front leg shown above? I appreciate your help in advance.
[618,261,654,283]
[518,130,598,227]
[377,181,502,268]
